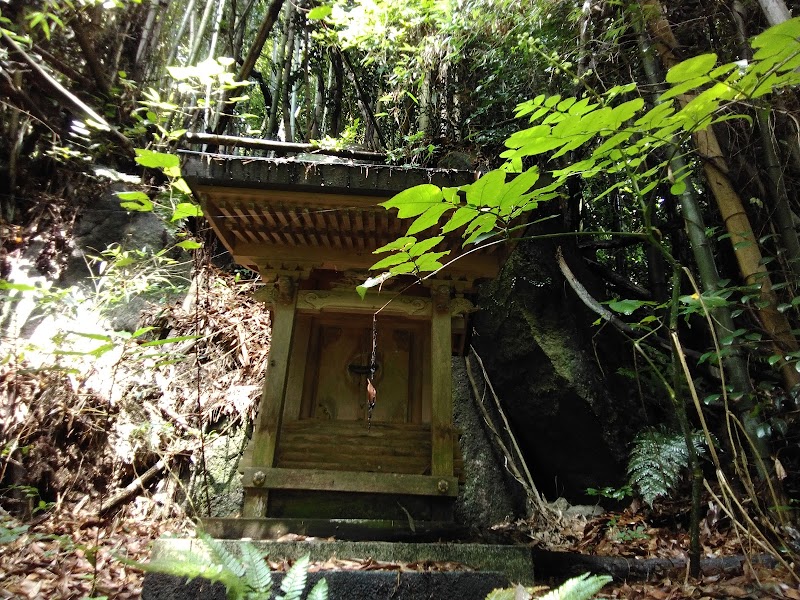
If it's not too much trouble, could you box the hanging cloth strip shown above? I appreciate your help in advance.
[367,313,377,429]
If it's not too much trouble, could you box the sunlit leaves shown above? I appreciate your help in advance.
[135,149,179,170]
[171,202,203,221]
[117,191,153,212]
[665,53,718,84]
[308,5,332,20]
[366,18,800,293]
[380,184,443,218]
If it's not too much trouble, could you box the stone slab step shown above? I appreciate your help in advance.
[143,569,513,600]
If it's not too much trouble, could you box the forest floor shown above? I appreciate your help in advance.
[1,492,798,599]
[1,188,797,598]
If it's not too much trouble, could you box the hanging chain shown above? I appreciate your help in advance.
[367,314,378,429]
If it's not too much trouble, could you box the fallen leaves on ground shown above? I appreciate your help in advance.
[0,500,192,600]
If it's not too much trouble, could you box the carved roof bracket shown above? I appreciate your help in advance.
[253,275,298,308]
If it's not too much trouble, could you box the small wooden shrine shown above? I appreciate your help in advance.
[180,141,510,538]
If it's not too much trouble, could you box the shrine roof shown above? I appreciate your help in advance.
[179,142,505,283]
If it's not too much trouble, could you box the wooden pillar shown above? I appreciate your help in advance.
[242,276,298,518]
[430,285,453,479]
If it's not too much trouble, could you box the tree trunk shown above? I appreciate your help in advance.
[187,0,217,67]
[328,52,344,137]
[757,0,792,26]
[204,0,227,131]
[164,0,197,70]
[267,2,292,137]
[212,0,285,137]
[71,14,111,96]
[280,7,296,141]
[338,48,385,150]
[641,0,800,392]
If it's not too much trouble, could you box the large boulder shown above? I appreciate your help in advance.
[473,239,646,502]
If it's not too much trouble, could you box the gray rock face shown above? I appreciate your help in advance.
[473,240,645,502]
[453,358,523,529]
[58,183,188,331]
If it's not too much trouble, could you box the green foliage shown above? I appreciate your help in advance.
[368,19,800,284]
[0,513,30,544]
[585,485,632,501]
[627,427,706,506]
[486,573,612,600]
[136,533,327,600]
[89,243,191,308]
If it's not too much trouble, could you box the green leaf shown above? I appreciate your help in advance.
[408,236,444,257]
[406,203,452,235]
[442,206,480,233]
[171,203,203,221]
[374,236,416,254]
[172,178,192,195]
[241,542,272,593]
[0,281,38,292]
[307,579,328,600]
[139,335,200,347]
[176,240,203,250]
[134,148,179,170]
[670,180,687,196]
[497,168,539,215]
[609,299,646,315]
[381,184,443,218]
[463,213,497,245]
[413,251,449,272]
[537,572,613,600]
[131,327,156,338]
[371,253,411,270]
[390,262,418,275]
[465,170,505,207]
[308,5,332,19]
[666,53,718,84]
[118,191,154,212]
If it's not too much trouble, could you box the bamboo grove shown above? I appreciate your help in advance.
[4,0,800,579]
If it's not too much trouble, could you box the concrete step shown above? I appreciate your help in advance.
[142,538,535,600]
[143,569,513,600]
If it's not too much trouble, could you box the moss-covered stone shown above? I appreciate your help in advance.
[474,239,646,501]
[192,424,247,517]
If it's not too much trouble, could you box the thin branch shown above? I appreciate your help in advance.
[556,246,702,360]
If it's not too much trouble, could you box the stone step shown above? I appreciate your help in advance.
[142,538,535,600]
[143,569,513,600]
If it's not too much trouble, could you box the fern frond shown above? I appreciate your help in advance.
[277,554,310,600]
[485,585,530,600]
[627,427,706,506]
[240,541,272,594]
[199,532,247,579]
[306,578,329,600]
[535,573,612,600]
[128,552,246,599]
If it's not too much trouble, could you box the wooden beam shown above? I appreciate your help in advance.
[234,242,501,281]
[430,285,454,478]
[282,316,311,421]
[242,278,298,517]
[295,289,432,317]
[241,467,458,497]
[198,185,388,209]
[200,517,466,541]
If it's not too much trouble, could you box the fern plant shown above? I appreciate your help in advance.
[486,573,612,600]
[627,427,706,506]
[136,532,328,600]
